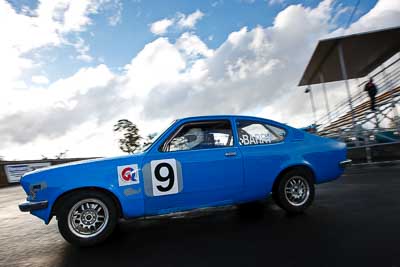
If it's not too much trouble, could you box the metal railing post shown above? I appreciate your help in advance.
[381,62,400,133]
[338,128,343,142]
[319,73,332,125]
[338,43,358,145]
[356,78,364,97]
[365,145,373,163]
[306,85,317,126]
[374,112,380,129]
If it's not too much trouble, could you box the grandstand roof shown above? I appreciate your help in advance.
[299,26,400,86]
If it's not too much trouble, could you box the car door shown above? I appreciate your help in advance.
[141,119,244,215]
[235,119,289,199]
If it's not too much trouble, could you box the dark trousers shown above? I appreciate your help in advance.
[369,93,376,110]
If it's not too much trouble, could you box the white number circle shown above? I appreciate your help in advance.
[159,166,169,178]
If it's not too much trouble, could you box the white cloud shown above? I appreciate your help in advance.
[139,0,400,126]
[60,1,96,33]
[31,75,50,85]
[107,0,123,26]
[149,10,205,35]
[268,0,285,6]
[77,54,94,62]
[177,10,204,29]
[0,64,117,145]
[0,0,118,102]
[2,0,400,160]
[176,32,214,58]
[331,0,400,36]
[0,0,122,158]
[122,38,186,98]
[149,18,174,35]
[211,1,223,8]
[72,37,93,62]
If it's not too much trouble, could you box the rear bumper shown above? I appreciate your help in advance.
[339,159,352,168]
[19,200,48,212]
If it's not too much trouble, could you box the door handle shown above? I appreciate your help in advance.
[224,152,237,157]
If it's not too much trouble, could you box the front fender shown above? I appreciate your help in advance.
[21,156,145,224]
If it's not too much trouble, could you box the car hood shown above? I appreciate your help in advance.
[28,153,144,175]
[20,153,145,192]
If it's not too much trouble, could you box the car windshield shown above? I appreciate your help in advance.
[139,120,177,152]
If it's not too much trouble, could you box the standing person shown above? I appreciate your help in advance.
[364,78,377,111]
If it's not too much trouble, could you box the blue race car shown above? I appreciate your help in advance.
[19,115,351,246]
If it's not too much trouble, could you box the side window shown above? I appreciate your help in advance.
[237,120,286,146]
[162,120,233,152]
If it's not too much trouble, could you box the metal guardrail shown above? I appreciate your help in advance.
[314,55,400,146]
[317,56,400,132]
[320,92,400,134]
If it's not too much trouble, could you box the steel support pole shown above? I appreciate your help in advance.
[307,85,317,126]
[374,112,380,129]
[381,63,400,132]
[362,131,372,162]
[338,43,358,144]
[356,78,363,95]
[319,73,332,125]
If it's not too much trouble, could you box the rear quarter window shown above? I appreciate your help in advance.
[237,120,286,146]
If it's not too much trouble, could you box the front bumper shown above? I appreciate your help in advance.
[19,200,48,212]
[339,159,352,168]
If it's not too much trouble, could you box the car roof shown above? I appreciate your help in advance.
[177,115,287,126]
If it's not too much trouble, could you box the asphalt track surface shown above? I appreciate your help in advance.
[1,166,400,267]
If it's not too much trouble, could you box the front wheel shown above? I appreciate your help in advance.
[274,169,315,214]
[57,190,118,246]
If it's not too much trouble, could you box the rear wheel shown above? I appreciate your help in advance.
[57,190,117,246]
[274,169,314,214]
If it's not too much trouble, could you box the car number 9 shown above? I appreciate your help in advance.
[150,159,179,196]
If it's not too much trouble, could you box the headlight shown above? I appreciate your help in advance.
[29,184,43,200]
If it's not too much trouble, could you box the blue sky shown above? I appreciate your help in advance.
[1,0,398,160]
[7,0,378,82]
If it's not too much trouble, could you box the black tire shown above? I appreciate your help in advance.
[274,169,315,214]
[57,190,118,246]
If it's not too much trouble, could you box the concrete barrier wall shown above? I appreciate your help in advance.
[0,158,97,187]
[348,142,400,164]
